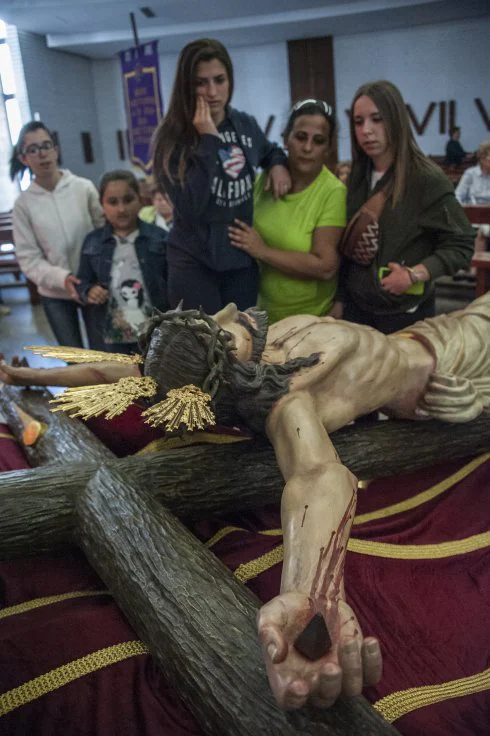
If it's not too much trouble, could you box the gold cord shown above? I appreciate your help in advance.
[374,667,490,723]
[0,641,148,717]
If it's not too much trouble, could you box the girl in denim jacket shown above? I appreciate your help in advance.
[77,170,168,354]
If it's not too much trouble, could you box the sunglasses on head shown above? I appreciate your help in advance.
[291,99,333,117]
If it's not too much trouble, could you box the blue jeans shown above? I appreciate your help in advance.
[40,297,85,347]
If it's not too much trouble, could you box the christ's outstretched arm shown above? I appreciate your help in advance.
[260,390,382,709]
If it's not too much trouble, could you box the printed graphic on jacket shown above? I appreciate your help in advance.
[105,234,151,344]
[211,127,253,210]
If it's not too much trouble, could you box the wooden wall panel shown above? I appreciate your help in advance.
[287,37,338,169]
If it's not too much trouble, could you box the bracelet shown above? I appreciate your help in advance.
[404,266,425,284]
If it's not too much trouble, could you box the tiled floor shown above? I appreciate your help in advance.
[0,285,65,369]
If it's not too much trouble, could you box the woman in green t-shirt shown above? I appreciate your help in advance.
[228,100,346,323]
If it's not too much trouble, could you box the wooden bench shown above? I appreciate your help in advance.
[471,252,490,297]
[463,205,490,225]
[428,156,474,187]
[0,212,40,305]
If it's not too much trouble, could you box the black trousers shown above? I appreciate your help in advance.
[167,254,259,313]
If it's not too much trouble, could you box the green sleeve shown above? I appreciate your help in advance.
[417,174,474,279]
[317,183,347,228]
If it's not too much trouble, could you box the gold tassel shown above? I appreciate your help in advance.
[49,376,157,421]
[142,384,216,432]
[24,346,143,365]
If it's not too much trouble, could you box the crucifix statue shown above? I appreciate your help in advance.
[1,294,489,731]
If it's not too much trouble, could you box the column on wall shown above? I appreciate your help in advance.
[287,37,338,171]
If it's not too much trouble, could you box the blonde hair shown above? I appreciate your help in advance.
[478,141,490,161]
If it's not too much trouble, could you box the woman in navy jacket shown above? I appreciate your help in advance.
[153,38,290,312]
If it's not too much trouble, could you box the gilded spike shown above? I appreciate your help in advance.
[142,384,216,432]
[24,346,143,365]
[49,376,157,421]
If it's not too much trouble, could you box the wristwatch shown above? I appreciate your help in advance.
[404,266,425,284]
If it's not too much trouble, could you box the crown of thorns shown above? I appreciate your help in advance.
[25,305,236,433]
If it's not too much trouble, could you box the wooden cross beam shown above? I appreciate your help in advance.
[76,464,399,735]
[1,386,490,561]
[2,387,489,733]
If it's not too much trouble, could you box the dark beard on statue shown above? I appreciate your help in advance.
[238,307,269,363]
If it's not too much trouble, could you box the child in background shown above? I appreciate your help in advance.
[335,160,351,185]
[77,170,168,354]
[139,183,174,231]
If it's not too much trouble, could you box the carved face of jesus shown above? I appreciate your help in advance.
[213,303,254,362]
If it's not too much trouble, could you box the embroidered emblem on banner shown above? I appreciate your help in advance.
[219,146,246,179]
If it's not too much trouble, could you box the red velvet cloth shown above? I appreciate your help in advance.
[190,458,490,736]
[0,423,29,472]
[1,413,489,734]
[0,551,203,736]
[84,405,251,456]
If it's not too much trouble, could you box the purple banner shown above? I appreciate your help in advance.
[119,40,163,174]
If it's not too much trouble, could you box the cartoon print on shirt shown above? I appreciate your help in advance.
[118,278,147,332]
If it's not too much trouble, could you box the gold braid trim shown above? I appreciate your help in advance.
[205,526,282,549]
[0,590,110,620]
[205,528,489,583]
[49,376,157,421]
[234,545,284,583]
[25,346,143,364]
[0,640,149,717]
[0,433,15,441]
[354,453,490,526]
[347,531,490,559]
[373,667,490,724]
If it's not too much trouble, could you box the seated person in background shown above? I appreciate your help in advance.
[444,126,473,167]
[76,170,168,354]
[455,140,490,262]
[455,140,490,205]
[335,160,351,185]
[139,183,174,232]
[137,177,153,206]
[229,99,346,324]
[1,294,490,710]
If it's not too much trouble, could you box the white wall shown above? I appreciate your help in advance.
[17,30,104,183]
[334,16,490,160]
[92,17,490,173]
[91,57,129,177]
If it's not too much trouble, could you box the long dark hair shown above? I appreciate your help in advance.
[349,80,435,205]
[139,306,319,434]
[153,38,234,187]
[9,121,54,181]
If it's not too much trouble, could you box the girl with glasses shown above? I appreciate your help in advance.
[228,99,346,323]
[153,38,291,314]
[10,121,104,347]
